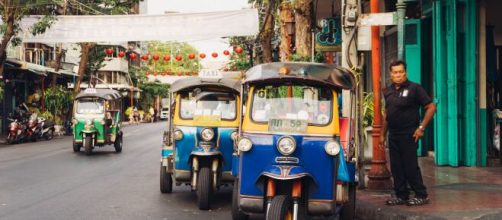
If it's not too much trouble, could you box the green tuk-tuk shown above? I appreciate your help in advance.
[72,88,123,155]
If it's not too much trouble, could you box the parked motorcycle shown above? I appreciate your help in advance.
[26,113,40,142]
[37,117,55,140]
[7,117,28,144]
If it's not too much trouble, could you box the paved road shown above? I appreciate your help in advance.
[0,122,246,220]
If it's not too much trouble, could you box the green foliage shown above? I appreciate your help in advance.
[289,52,325,63]
[362,92,374,128]
[144,41,201,73]
[227,36,253,71]
[139,81,170,110]
[44,85,73,122]
[40,111,54,121]
[31,15,57,36]
[86,45,108,78]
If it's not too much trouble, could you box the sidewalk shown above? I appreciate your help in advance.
[356,157,502,220]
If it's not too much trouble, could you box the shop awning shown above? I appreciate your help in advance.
[5,58,77,77]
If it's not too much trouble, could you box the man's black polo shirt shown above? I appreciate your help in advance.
[382,80,432,134]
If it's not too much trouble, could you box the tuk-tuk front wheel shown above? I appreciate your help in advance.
[340,184,356,220]
[114,134,122,153]
[267,195,293,220]
[197,167,213,210]
[160,164,172,193]
[73,141,81,152]
[84,135,93,155]
[232,178,249,220]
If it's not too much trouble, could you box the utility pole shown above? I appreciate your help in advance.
[367,0,392,190]
[396,0,406,59]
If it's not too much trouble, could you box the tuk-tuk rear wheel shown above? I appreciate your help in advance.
[197,167,213,210]
[114,135,122,153]
[84,135,93,155]
[160,164,172,193]
[232,178,248,220]
[266,195,293,220]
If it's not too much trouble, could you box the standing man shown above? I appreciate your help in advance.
[381,60,436,206]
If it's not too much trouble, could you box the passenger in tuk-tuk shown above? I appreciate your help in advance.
[105,112,114,142]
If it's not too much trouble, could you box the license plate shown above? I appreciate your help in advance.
[268,119,307,133]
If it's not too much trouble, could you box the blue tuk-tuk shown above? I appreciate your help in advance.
[160,77,241,210]
[232,62,357,220]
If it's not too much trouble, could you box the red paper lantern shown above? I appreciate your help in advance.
[141,54,148,61]
[118,51,125,58]
[175,55,182,61]
[199,53,206,59]
[105,48,113,55]
[163,55,171,61]
[188,53,195,59]
[235,47,243,54]
[223,50,230,56]
[211,52,218,58]
[129,53,137,60]
[152,54,160,61]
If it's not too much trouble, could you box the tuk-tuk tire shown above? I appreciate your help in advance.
[84,135,93,155]
[340,184,356,220]
[266,195,292,220]
[73,142,81,152]
[231,178,249,220]
[160,164,173,193]
[197,167,213,210]
[114,134,122,153]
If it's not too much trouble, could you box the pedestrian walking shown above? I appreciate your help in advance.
[380,60,436,206]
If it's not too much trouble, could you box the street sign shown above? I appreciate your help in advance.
[199,69,222,79]
[359,12,397,26]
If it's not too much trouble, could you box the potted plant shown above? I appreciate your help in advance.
[44,85,73,133]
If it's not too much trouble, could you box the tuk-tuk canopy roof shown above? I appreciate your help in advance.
[171,77,241,93]
[243,62,354,90]
[75,88,122,101]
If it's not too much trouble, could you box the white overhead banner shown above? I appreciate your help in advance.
[18,9,258,43]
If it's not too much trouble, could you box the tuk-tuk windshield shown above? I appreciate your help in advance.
[179,92,237,120]
[76,99,105,114]
[251,85,333,126]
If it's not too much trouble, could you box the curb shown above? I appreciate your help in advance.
[356,199,445,220]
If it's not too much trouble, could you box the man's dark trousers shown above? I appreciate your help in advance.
[388,133,428,199]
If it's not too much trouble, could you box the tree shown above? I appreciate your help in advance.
[55,0,141,93]
[278,2,294,61]
[250,0,280,63]
[227,36,253,71]
[0,0,57,78]
[292,0,313,57]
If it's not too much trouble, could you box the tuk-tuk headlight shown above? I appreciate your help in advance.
[84,119,93,129]
[324,141,341,156]
[200,128,214,141]
[231,131,239,141]
[237,137,253,152]
[174,129,183,140]
[277,136,296,156]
